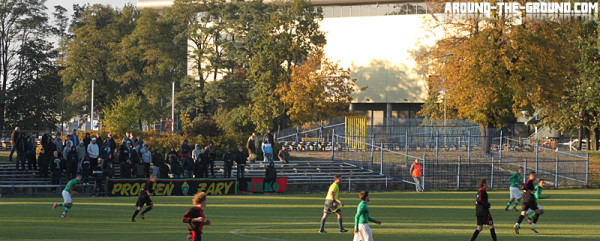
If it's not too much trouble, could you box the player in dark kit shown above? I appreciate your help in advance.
[183,192,211,241]
[471,179,497,241]
[131,174,160,222]
[514,171,542,234]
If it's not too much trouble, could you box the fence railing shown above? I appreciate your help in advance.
[328,132,589,190]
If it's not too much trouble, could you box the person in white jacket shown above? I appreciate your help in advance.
[87,138,100,171]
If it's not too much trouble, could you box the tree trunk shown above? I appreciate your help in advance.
[591,127,598,151]
[479,123,496,154]
[577,125,583,151]
[586,128,591,150]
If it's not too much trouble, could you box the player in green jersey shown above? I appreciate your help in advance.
[53,174,81,218]
[319,174,347,233]
[353,191,381,241]
[505,167,524,211]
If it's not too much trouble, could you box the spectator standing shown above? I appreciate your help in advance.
[135,159,146,178]
[38,148,48,178]
[278,147,289,164]
[141,143,152,177]
[27,136,37,170]
[95,133,104,148]
[192,144,202,162]
[9,126,20,164]
[121,132,130,146]
[135,135,144,147]
[53,131,63,158]
[16,133,27,170]
[119,142,132,163]
[83,133,91,149]
[51,151,62,185]
[246,133,257,163]
[166,146,178,164]
[410,159,423,192]
[197,149,210,178]
[181,139,191,161]
[131,144,141,167]
[67,146,78,179]
[205,141,216,178]
[81,158,91,184]
[41,130,52,159]
[106,133,117,157]
[183,154,194,178]
[76,141,86,172]
[70,129,79,148]
[222,149,233,178]
[265,162,277,179]
[262,139,274,164]
[170,156,183,179]
[120,159,133,178]
[92,162,104,196]
[235,147,246,179]
[152,148,164,176]
[87,138,100,172]
[62,140,73,162]
[159,158,170,179]
[264,129,274,146]
[130,133,138,147]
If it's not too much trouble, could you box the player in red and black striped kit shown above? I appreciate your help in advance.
[514,171,542,234]
[183,192,211,241]
[131,175,160,222]
[471,179,497,241]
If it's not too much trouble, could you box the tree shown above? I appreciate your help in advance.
[418,11,577,153]
[101,94,142,136]
[0,0,48,131]
[276,48,359,125]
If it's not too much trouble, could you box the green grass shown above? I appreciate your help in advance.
[1,189,600,240]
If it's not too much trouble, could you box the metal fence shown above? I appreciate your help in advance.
[330,132,589,190]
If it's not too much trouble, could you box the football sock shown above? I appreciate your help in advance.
[141,207,153,215]
[62,207,70,215]
[57,203,66,207]
[490,228,497,241]
[319,218,326,231]
[338,218,343,230]
[505,201,512,209]
[516,215,524,224]
[470,230,480,241]
[132,210,140,219]
[532,213,540,223]
[513,198,521,208]
[532,223,536,228]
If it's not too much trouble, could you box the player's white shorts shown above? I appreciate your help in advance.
[526,204,542,214]
[62,190,72,203]
[509,187,522,199]
[353,223,373,241]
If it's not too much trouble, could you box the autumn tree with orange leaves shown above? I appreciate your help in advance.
[276,48,363,125]
[418,5,577,153]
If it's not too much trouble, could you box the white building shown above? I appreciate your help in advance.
[137,0,440,125]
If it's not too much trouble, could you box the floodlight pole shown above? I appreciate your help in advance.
[90,79,94,131]
[172,81,175,132]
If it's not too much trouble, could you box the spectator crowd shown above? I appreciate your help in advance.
[9,127,290,189]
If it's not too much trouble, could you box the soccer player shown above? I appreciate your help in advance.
[505,167,524,211]
[52,174,81,218]
[525,179,550,232]
[319,174,348,233]
[183,192,211,241]
[131,174,160,222]
[471,179,497,241]
[514,171,542,234]
[353,191,381,241]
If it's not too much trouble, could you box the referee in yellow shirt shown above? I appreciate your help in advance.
[319,174,348,233]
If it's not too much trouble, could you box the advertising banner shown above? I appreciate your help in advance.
[107,178,237,196]
[237,177,288,194]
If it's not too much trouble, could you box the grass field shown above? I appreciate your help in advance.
[1,189,599,241]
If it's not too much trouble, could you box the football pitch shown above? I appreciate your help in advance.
[1,189,599,241]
